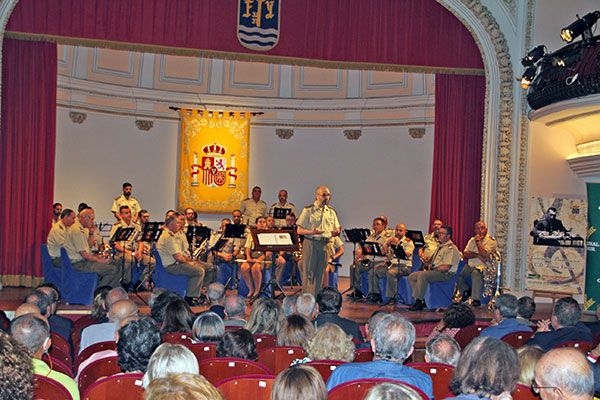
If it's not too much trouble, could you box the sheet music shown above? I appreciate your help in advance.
[257,232,294,246]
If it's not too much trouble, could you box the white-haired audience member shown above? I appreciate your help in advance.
[534,348,594,400]
[365,382,424,400]
[192,311,225,343]
[326,313,432,398]
[282,294,299,317]
[425,333,461,366]
[224,295,247,327]
[143,343,200,388]
[296,293,318,320]
[207,282,226,319]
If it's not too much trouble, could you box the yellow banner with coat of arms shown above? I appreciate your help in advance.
[178,109,249,213]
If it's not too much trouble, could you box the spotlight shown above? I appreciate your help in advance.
[521,45,546,67]
[550,52,580,68]
[520,66,537,89]
[561,11,600,43]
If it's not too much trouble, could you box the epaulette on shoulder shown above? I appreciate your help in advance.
[115,196,121,201]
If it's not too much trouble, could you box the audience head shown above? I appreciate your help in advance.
[552,297,581,328]
[106,287,129,308]
[142,343,199,388]
[316,287,342,315]
[36,284,60,315]
[296,293,317,319]
[517,296,536,320]
[14,303,46,321]
[108,299,139,324]
[271,365,326,400]
[277,314,315,347]
[145,373,223,400]
[0,332,34,400]
[92,285,112,320]
[425,334,461,366]
[494,293,519,319]
[224,295,246,320]
[216,329,257,361]
[304,323,355,362]
[10,314,50,357]
[372,313,415,363]
[117,317,161,373]
[245,297,282,335]
[442,303,476,329]
[451,336,519,398]
[534,348,593,400]
[207,283,225,306]
[364,382,424,400]
[366,310,389,340]
[192,311,224,343]
[151,291,183,325]
[282,294,299,317]
[517,345,544,386]
[161,299,194,333]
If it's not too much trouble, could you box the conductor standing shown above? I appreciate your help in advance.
[297,186,341,295]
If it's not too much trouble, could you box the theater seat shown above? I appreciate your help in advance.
[82,372,144,400]
[253,334,277,352]
[216,374,275,400]
[198,357,273,386]
[34,374,74,400]
[257,346,306,374]
[305,360,346,382]
[78,355,121,394]
[185,342,217,362]
[162,332,194,345]
[328,378,428,400]
[406,362,454,399]
[60,248,98,306]
[151,250,190,297]
[501,331,534,348]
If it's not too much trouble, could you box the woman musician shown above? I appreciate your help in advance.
[240,216,272,299]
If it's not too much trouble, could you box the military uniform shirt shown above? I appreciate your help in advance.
[111,195,141,219]
[64,220,91,262]
[239,198,268,226]
[464,234,497,269]
[47,221,70,258]
[156,229,182,266]
[297,203,340,240]
[422,233,440,259]
[432,240,462,273]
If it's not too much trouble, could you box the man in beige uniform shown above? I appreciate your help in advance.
[419,219,443,268]
[296,186,341,296]
[111,182,141,222]
[239,186,268,227]
[408,225,461,311]
[156,214,207,306]
[47,208,76,267]
[64,208,121,288]
[457,221,497,307]
[372,223,415,304]
[348,216,393,302]
[269,189,297,228]
[108,205,140,289]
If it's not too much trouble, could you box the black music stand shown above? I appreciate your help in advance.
[252,229,300,301]
[109,226,136,287]
[222,223,246,290]
[134,222,163,303]
[273,207,290,220]
[186,225,212,259]
[406,230,425,248]
[342,228,371,296]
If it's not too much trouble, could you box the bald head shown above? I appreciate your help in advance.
[106,287,129,309]
[108,300,138,323]
[535,348,593,399]
[315,186,331,206]
[15,303,46,322]
[78,208,95,228]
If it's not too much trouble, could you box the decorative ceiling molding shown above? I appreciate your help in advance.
[275,128,294,139]
[135,119,154,131]
[567,155,600,178]
[409,128,426,139]
[343,129,362,140]
[68,111,87,124]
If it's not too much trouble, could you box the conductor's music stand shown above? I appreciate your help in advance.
[223,223,246,290]
[341,228,371,296]
[109,226,136,287]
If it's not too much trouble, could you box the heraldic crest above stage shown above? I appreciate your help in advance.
[237,0,281,51]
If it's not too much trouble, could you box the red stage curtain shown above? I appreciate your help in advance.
[430,74,485,249]
[0,39,56,286]
[7,0,483,71]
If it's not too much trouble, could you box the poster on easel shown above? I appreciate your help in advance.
[526,197,587,294]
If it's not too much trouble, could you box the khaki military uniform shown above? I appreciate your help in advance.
[156,229,208,297]
[64,221,120,288]
[420,232,440,262]
[269,202,297,228]
[239,198,268,227]
[457,234,497,301]
[297,203,340,295]
[47,220,70,266]
[111,194,141,220]
[371,236,415,298]
[108,221,140,284]
[350,229,392,294]
[408,239,461,300]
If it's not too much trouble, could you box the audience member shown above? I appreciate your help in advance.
[192,311,224,343]
[142,343,199,388]
[79,294,138,354]
[206,283,226,319]
[481,293,532,338]
[425,334,461,366]
[245,297,282,336]
[150,290,183,326]
[117,317,161,373]
[517,296,537,327]
[428,303,475,340]
[11,315,79,400]
[326,313,432,398]
[224,295,247,327]
[90,285,112,322]
[161,299,194,334]
[534,348,593,400]
[277,314,315,347]
[0,332,33,400]
[448,336,518,400]
[216,329,258,361]
[37,284,74,343]
[517,345,544,386]
[315,287,364,342]
[304,323,355,362]
[145,373,223,400]
[282,294,299,317]
[526,297,592,351]
[24,290,52,318]
[364,310,389,343]
[271,365,326,400]
[296,293,318,320]
[14,302,46,321]
[364,382,424,400]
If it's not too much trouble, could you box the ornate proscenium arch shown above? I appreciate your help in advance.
[0,0,527,287]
